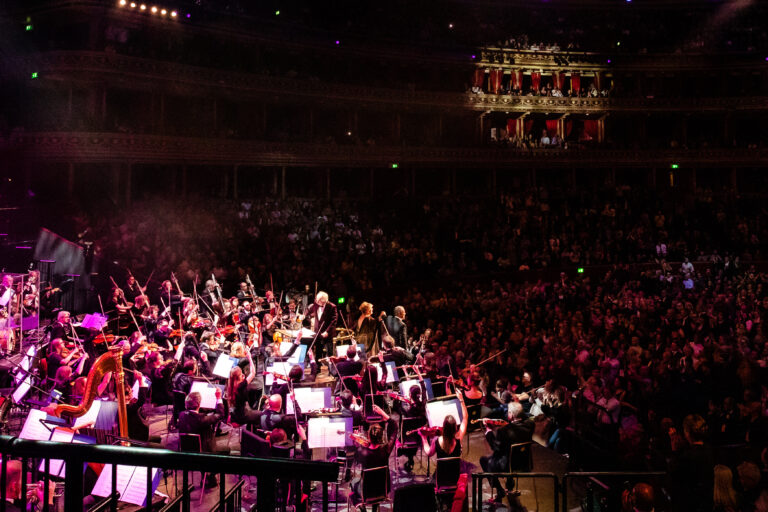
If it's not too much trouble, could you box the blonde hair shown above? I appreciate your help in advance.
[713,465,738,510]
[230,342,247,358]
[359,302,373,315]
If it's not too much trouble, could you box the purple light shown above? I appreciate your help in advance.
[0,234,7,236]
[186,13,191,18]
[335,40,340,45]
[15,246,32,250]
[40,259,56,263]
[471,54,476,59]
[765,56,768,61]
[607,59,612,63]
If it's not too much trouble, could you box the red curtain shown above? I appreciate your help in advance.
[531,72,541,92]
[507,118,517,135]
[545,119,559,136]
[524,119,534,134]
[571,72,581,92]
[489,69,503,94]
[553,71,565,90]
[566,120,573,136]
[583,120,599,140]
[472,68,485,89]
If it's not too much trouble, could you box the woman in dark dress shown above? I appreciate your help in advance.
[419,389,469,459]
[350,404,398,509]
[355,302,380,356]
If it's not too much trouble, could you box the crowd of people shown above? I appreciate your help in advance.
[52,182,767,301]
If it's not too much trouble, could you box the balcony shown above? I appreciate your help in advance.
[4,131,768,168]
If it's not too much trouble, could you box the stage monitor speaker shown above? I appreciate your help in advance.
[393,482,436,512]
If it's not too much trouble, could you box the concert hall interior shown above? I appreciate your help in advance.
[1,0,768,511]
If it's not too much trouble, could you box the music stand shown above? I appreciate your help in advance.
[286,387,332,415]
[307,416,353,449]
[400,378,434,400]
[426,397,464,427]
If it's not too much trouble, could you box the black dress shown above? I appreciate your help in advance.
[355,315,380,356]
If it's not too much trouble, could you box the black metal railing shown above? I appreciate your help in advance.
[471,471,669,512]
[0,435,338,512]
[472,472,560,512]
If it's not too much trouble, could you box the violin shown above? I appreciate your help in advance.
[378,390,414,405]
[406,425,442,437]
[348,432,370,447]
[472,418,510,427]
[93,333,115,345]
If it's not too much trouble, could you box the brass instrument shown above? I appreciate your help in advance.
[49,346,129,440]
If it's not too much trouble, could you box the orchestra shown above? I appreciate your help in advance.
[0,269,553,511]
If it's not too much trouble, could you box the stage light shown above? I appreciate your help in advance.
[670,164,679,169]
[346,131,352,136]
[337,297,346,305]
[140,4,146,10]
[25,24,33,31]
[161,8,166,15]
[171,10,177,16]
[275,10,280,15]
[448,23,454,29]
[31,72,38,79]
[391,163,399,169]
[335,40,340,45]
[616,41,621,46]
[130,2,136,7]
[577,268,585,274]
[151,6,157,13]
[119,0,126,5]
[186,13,191,18]
[471,54,476,59]
[607,59,612,63]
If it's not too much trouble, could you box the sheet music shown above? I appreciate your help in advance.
[12,375,33,404]
[400,378,434,400]
[15,346,36,385]
[286,387,331,414]
[174,342,185,361]
[212,355,237,379]
[190,381,220,410]
[120,466,160,507]
[92,464,136,501]
[73,399,101,429]
[19,409,51,441]
[280,341,305,364]
[132,380,140,400]
[426,399,462,428]
[38,428,75,476]
[265,362,292,386]
[384,362,398,383]
[307,416,351,449]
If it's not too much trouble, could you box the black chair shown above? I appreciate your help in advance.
[398,416,426,472]
[358,466,391,512]
[508,441,534,498]
[434,456,461,497]
[171,390,186,428]
[178,433,208,504]
[240,428,271,457]
[363,394,388,424]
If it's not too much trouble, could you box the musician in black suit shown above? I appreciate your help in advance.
[479,401,535,505]
[178,391,226,451]
[305,291,337,363]
[384,306,408,349]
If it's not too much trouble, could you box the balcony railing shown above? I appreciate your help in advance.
[3,131,768,167]
[13,51,768,113]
